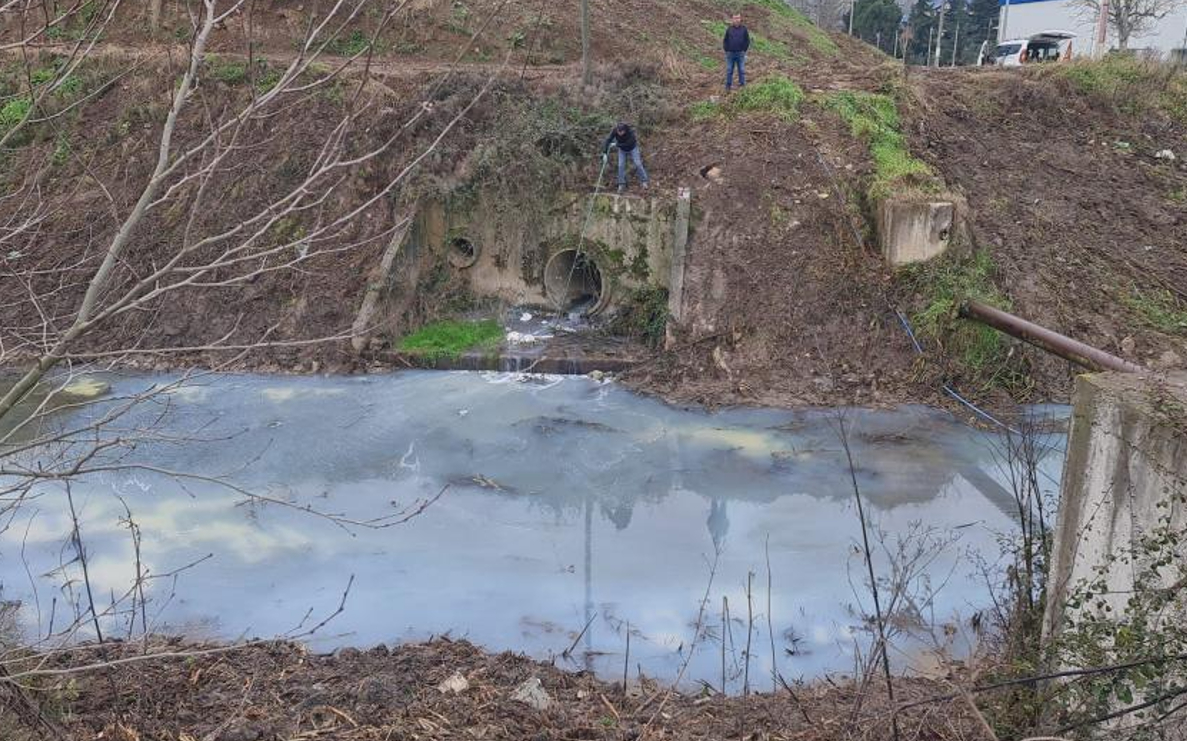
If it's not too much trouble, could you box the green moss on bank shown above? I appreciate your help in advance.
[398,319,504,360]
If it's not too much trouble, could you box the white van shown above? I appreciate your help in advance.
[981,31,1076,66]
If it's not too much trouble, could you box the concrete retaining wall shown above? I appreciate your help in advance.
[411,191,684,312]
[1043,372,1187,641]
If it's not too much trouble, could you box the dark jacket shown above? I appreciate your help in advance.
[723,25,750,53]
[603,124,638,153]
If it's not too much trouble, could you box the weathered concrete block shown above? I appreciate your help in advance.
[1044,372,1187,642]
[667,187,692,326]
[877,195,964,266]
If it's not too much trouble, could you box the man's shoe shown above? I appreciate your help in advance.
[617,185,626,194]
[642,182,650,191]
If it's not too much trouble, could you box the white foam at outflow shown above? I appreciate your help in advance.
[0,371,1068,690]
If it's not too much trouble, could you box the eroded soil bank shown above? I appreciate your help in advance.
[1,638,991,741]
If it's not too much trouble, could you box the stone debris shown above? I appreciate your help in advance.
[1154,149,1176,161]
[436,672,470,695]
[506,331,552,345]
[511,677,552,710]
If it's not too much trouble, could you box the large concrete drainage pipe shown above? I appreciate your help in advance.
[544,249,607,314]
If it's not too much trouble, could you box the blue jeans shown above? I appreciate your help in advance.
[725,51,746,89]
[617,146,648,187]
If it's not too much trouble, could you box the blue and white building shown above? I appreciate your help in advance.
[998,0,1187,57]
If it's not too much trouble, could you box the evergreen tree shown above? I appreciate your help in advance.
[939,0,967,65]
[966,0,1000,61]
[851,0,904,53]
[905,0,935,64]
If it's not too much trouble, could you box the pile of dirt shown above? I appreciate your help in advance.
[1,638,992,741]
[625,94,925,409]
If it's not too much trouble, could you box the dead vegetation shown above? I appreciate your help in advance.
[1,637,997,741]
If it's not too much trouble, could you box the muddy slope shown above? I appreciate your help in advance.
[906,67,1187,398]
[1,0,1184,410]
[628,100,923,408]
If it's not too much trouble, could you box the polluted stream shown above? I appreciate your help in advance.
[0,371,1066,691]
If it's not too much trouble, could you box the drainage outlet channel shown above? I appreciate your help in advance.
[543,249,607,315]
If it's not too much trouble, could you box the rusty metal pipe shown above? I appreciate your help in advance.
[959,300,1145,374]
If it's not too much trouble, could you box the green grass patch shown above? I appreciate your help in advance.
[30,66,56,86]
[327,30,371,57]
[689,99,720,121]
[703,20,792,62]
[1122,286,1187,334]
[1060,57,1187,123]
[0,97,31,129]
[254,67,284,94]
[689,75,805,121]
[901,251,1026,389]
[824,90,934,200]
[209,59,248,85]
[398,319,504,360]
[671,35,719,70]
[770,6,840,57]
[733,74,804,118]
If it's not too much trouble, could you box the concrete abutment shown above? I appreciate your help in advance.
[1044,372,1187,643]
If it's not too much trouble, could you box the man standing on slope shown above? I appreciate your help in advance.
[602,122,650,194]
[723,14,750,92]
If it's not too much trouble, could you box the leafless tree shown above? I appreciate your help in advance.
[0,0,511,726]
[1072,0,1187,49]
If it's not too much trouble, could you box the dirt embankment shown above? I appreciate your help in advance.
[905,66,1187,400]
[0,638,990,741]
[1,0,1184,411]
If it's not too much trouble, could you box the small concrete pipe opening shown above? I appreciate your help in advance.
[544,249,606,314]
[447,236,478,268]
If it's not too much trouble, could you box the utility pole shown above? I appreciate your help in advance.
[951,13,961,65]
[1094,0,1111,56]
[1000,0,1010,42]
[581,0,592,87]
[892,28,900,59]
[927,26,934,65]
[876,30,882,51]
[848,0,856,35]
[934,2,947,67]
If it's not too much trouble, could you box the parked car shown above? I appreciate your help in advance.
[980,31,1076,66]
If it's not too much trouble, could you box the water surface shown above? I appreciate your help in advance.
[0,371,1066,689]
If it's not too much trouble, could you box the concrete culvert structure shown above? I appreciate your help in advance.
[544,249,606,314]
[447,236,478,268]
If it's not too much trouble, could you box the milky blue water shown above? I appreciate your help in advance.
[0,371,1066,689]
